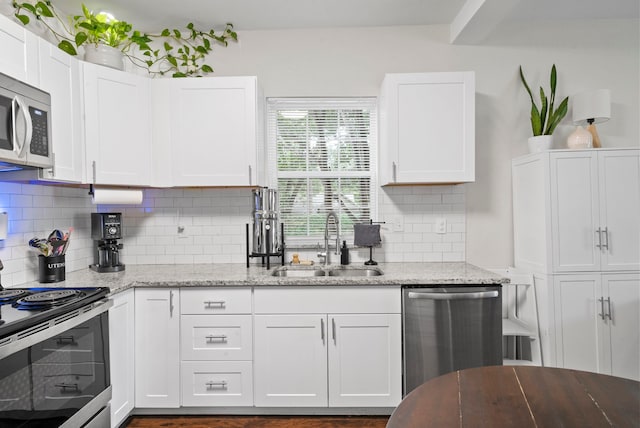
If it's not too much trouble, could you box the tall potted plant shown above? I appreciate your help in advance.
[519,64,569,152]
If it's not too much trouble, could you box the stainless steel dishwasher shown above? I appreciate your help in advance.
[402,286,502,395]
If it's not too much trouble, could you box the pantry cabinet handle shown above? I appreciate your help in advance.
[320,318,325,343]
[92,160,97,184]
[605,297,612,321]
[598,297,605,320]
[602,227,609,250]
[595,228,602,249]
[169,290,174,317]
[206,335,228,343]
[204,300,226,309]
[248,165,252,185]
[392,162,397,182]
[206,380,228,390]
[332,318,336,344]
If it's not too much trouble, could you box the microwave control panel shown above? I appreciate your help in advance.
[29,107,49,157]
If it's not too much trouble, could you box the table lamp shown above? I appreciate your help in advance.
[571,89,610,148]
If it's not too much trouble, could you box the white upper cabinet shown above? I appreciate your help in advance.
[513,148,640,274]
[83,62,152,186]
[36,39,84,183]
[379,72,475,185]
[152,76,261,187]
[0,13,38,85]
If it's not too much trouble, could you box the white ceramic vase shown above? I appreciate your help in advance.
[527,135,553,153]
[84,44,124,70]
[567,126,593,149]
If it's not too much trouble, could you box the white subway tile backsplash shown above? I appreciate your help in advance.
[0,181,467,282]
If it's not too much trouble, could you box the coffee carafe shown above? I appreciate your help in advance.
[90,212,125,272]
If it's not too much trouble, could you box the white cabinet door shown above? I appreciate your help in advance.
[379,72,475,184]
[0,13,38,85]
[152,76,259,187]
[134,288,180,408]
[598,151,640,271]
[602,273,640,381]
[550,150,640,273]
[254,314,327,407]
[554,275,602,373]
[109,290,134,428]
[36,39,84,183]
[83,62,152,186]
[328,314,401,407]
[550,152,601,272]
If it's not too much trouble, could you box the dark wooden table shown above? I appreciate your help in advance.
[387,365,640,427]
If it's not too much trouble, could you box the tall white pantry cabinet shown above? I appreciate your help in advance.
[512,148,640,381]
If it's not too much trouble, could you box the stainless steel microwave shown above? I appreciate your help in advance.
[0,72,53,171]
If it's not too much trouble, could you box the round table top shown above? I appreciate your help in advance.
[387,365,640,428]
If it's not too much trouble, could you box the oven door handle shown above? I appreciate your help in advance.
[407,290,499,300]
[11,95,32,158]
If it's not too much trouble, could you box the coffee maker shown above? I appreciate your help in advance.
[90,212,125,272]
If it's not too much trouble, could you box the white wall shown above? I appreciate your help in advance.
[203,19,639,269]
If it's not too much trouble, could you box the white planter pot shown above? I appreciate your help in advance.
[84,45,124,70]
[527,135,553,153]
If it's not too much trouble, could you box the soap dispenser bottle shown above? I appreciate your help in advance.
[340,241,350,265]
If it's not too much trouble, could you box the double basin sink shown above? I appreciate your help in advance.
[271,265,384,278]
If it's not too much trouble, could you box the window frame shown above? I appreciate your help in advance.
[266,97,378,246]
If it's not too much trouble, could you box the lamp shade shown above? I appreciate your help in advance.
[572,89,611,125]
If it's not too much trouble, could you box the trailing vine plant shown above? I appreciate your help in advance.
[12,1,237,77]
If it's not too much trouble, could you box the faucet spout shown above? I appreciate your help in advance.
[322,211,340,266]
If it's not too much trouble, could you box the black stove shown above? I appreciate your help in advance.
[0,287,110,340]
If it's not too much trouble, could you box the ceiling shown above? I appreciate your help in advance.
[51,0,639,42]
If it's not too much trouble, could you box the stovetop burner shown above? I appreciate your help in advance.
[0,289,30,305]
[13,289,85,310]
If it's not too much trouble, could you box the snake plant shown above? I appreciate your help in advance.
[519,64,569,136]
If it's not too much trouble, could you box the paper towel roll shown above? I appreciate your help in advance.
[91,188,143,205]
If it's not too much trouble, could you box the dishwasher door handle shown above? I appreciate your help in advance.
[407,290,499,300]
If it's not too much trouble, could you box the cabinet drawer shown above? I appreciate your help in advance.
[181,288,252,314]
[181,361,253,407]
[181,315,252,360]
[254,287,401,314]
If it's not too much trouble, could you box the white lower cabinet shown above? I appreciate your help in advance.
[253,287,402,408]
[109,289,135,427]
[254,315,328,407]
[180,288,253,407]
[134,288,180,408]
[554,273,640,381]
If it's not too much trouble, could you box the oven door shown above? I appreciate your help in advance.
[0,309,111,427]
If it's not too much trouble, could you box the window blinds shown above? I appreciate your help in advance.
[267,98,378,240]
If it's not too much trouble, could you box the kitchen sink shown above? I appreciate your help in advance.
[327,267,384,277]
[271,267,326,277]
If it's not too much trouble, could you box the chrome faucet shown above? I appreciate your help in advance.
[317,211,340,265]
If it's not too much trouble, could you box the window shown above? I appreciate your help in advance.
[267,98,377,243]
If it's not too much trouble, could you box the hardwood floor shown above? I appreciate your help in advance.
[125,415,389,428]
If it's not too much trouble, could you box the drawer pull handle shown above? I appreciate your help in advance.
[55,383,79,392]
[204,301,226,309]
[206,380,228,390]
[55,335,76,345]
[206,335,228,343]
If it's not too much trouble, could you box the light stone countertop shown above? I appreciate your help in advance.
[18,262,508,295]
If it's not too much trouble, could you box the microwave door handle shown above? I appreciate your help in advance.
[12,96,32,157]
